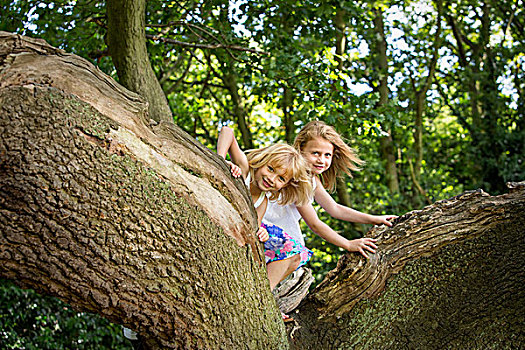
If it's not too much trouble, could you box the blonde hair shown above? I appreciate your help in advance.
[246,144,312,206]
[294,121,364,192]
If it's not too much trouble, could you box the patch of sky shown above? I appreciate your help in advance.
[498,74,519,109]
[229,0,251,37]
[348,40,369,58]
[25,4,39,31]
[344,40,373,95]
[23,1,76,32]
[346,80,372,96]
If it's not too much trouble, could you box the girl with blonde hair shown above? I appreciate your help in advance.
[217,126,313,320]
[263,121,397,299]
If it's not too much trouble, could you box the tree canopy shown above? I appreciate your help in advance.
[3,0,522,196]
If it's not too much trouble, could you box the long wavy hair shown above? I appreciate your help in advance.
[246,143,312,206]
[293,121,364,193]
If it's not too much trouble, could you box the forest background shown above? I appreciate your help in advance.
[1,0,523,348]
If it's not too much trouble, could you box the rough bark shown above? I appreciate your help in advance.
[106,0,173,124]
[272,267,314,314]
[290,184,525,349]
[0,32,288,349]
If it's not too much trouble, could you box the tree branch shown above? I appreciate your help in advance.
[0,31,285,349]
[146,34,269,55]
[291,183,525,348]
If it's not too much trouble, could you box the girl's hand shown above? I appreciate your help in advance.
[226,160,242,178]
[257,226,269,242]
[345,237,378,259]
[372,214,398,227]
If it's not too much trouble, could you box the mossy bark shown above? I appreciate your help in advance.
[291,187,525,349]
[0,32,288,349]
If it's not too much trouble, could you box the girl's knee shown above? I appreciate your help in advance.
[290,254,301,268]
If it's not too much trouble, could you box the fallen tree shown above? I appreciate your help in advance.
[1,32,524,349]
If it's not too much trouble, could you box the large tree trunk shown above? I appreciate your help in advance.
[0,31,287,349]
[1,32,524,349]
[290,184,524,349]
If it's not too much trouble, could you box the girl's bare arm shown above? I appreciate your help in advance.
[217,126,249,177]
[297,203,377,258]
[313,177,396,226]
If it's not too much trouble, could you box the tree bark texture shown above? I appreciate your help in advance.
[106,0,173,124]
[291,184,525,349]
[0,32,288,349]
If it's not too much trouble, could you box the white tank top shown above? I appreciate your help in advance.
[244,172,266,209]
[262,177,316,245]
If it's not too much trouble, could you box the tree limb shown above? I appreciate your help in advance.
[292,183,525,348]
[0,31,287,349]
[146,34,269,56]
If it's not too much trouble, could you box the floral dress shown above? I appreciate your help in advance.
[244,172,312,267]
[262,223,312,268]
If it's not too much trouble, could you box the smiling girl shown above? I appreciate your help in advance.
[263,121,397,292]
[217,126,312,318]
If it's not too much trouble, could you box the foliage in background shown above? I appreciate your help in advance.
[1,0,523,341]
[0,279,131,349]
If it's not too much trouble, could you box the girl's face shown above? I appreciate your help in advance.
[253,163,291,192]
[302,137,334,175]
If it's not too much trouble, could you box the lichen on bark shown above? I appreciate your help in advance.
[0,85,288,349]
[290,187,524,349]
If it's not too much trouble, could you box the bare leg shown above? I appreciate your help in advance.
[266,254,301,291]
